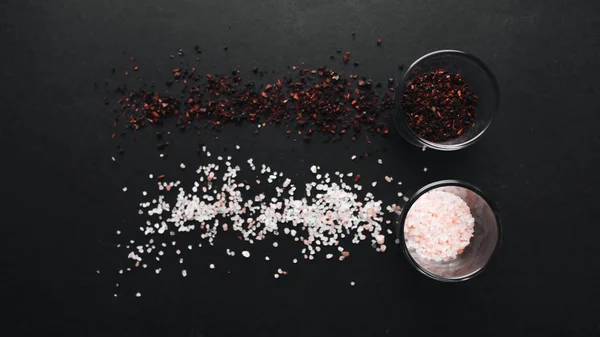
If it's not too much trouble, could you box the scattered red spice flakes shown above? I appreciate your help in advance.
[377,39,382,46]
[343,52,350,64]
[354,174,361,182]
[108,54,395,143]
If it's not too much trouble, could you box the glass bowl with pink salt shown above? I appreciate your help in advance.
[396,180,501,281]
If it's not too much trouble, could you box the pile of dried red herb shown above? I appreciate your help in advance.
[108,56,396,145]
[401,70,478,142]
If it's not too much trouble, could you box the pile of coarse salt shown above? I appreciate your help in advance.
[404,190,474,262]
[124,147,401,277]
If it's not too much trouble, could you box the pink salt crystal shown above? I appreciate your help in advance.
[404,190,474,262]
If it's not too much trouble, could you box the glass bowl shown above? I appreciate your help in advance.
[395,180,501,281]
[392,50,499,151]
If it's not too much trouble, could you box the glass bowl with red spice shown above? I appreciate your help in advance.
[395,180,501,281]
[393,50,499,150]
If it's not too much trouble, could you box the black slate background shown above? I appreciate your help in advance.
[2,0,600,336]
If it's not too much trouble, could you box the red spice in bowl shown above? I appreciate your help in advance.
[402,70,478,143]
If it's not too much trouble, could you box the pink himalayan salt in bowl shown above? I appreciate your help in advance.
[396,180,501,282]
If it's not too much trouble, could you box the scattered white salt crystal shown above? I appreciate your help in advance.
[310,165,317,174]
[372,181,377,187]
[209,264,215,269]
[293,259,298,264]
[155,268,161,274]
[135,292,141,297]
[142,191,147,196]
[116,230,121,235]
[277,268,283,274]
[351,155,356,160]
[182,270,187,277]
[242,251,250,258]
[265,256,270,261]
[236,145,240,150]
[423,167,428,172]
[350,281,355,286]
[376,235,385,245]
[385,176,393,183]
[326,254,333,259]
[274,274,280,279]
[122,187,127,192]
[282,178,291,188]
[378,159,383,164]
[96,270,100,274]
[149,174,153,179]
[397,192,403,197]
[180,163,186,169]
[273,242,278,248]
[206,152,211,157]
[159,153,164,158]
[111,157,115,162]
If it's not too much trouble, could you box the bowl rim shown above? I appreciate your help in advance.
[397,179,502,282]
[396,49,500,151]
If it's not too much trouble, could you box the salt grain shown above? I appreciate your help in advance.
[180,163,186,169]
[136,292,141,297]
[242,250,250,258]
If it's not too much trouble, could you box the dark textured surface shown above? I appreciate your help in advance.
[2,0,600,336]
